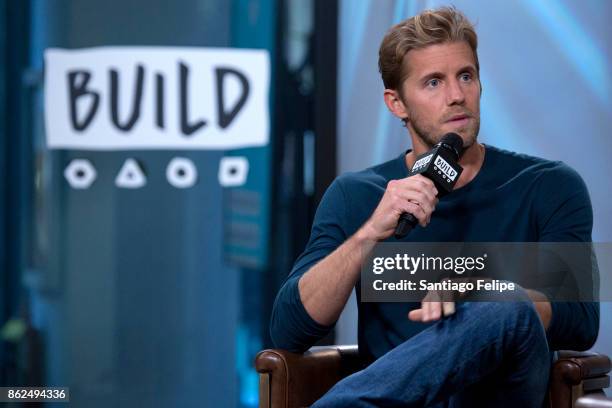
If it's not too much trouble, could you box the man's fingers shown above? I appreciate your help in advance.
[405,201,428,227]
[388,176,439,228]
[398,189,435,214]
[420,301,442,322]
[428,302,442,321]
[409,175,438,197]
[442,301,456,316]
[408,309,422,321]
[422,301,430,320]
[409,301,454,322]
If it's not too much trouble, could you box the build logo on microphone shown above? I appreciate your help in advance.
[433,156,458,181]
[411,154,433,173]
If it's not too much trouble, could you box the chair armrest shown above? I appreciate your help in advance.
[555,351,611,387]
[255,345,362,408]
[549,351,611,408]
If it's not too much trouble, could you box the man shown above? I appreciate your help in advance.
[269,6,599,407]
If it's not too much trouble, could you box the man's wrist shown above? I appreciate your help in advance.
[355,222,380,244]
[352,224,380,261]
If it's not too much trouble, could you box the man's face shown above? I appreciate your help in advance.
[399,41,481,149]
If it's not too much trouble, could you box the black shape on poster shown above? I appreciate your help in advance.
[68,71,100,131]
[67,62,251,135]
[110,65,145,131]
[215,67,250,129]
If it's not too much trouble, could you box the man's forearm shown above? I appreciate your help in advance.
[298,228,376,326]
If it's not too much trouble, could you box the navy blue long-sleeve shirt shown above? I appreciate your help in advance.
[270,145,599,361]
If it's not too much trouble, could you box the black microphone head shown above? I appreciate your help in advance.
[439,133,464,159]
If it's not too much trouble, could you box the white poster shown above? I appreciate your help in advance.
[44,46,270,150]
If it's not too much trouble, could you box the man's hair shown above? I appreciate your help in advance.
[378,6,479,91]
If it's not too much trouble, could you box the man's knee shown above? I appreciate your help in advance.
[461,284,543,331]
[489,299,541,327]
[461,298,536,322]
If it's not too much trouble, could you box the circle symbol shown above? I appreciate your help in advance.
[166,157,198,188]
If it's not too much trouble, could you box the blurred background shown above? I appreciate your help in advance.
[0,0,610,406]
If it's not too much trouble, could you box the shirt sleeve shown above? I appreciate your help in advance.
[269,178,349,352]
[536,163,599,351]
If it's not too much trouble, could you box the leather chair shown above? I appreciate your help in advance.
[255,345,611,408]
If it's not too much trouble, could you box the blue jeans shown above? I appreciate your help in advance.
[311,289,550,407]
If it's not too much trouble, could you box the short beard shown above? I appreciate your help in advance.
[407,107,480,149]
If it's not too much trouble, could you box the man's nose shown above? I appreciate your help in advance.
[446,79,466,105]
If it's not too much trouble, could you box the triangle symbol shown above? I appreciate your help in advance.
[115,158,147,189]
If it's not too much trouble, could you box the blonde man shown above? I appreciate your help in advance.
[270,7,598,407]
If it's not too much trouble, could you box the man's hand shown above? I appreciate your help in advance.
[298,175,437,328]
[360,175,438,242]
[408,283,459,323]
[407,283,553,330]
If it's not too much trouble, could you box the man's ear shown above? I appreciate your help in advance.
[383,89,409,122]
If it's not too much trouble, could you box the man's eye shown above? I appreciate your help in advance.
[460,73,472,82]
[427,79,440,87]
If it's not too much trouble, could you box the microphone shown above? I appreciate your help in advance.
[394,133,465,239]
